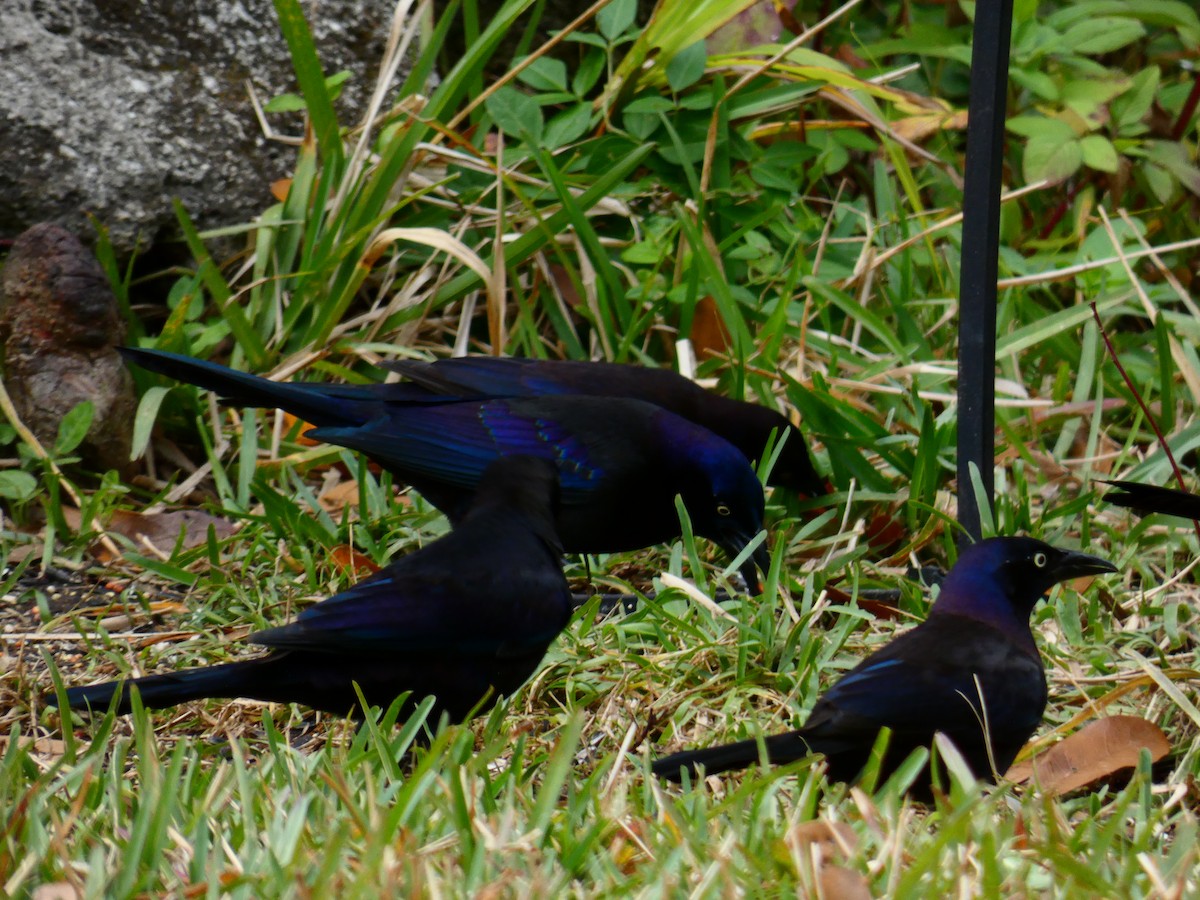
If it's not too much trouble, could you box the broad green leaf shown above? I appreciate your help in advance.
[1011,69,1059,102]
[264,92,307,113]
[667,40,708,92]
[0,470,38,502]
[572,50,605,95]
[624,95,675,114]
[485,86,543,142]
[1143,163,1176,203]
[1060,17,1145,54]
[55,401,94,456]
[1079,134,1119,173]
[597,0,636,41]
[1061,76,1130,119]
[1143,141,1200,197]
[1112,67,1160,131]
[543,103,593,148]
[1023,118,1083,183]
[131,386,172,460]
[1007,115,1055,138]
[517,56,568,92]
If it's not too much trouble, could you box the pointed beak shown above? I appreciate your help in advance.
[1053,549,1118,581]
[721,530,770,594]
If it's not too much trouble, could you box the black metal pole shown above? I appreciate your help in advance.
[957,0,1015,540]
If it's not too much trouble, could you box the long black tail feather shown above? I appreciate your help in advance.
[651,732,813,782]
[58,661,257,715]
[1102,479,1200,520]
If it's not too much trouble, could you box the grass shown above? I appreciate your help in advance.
[2,0,1200,895]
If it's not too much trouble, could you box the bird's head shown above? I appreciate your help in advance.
[696,395,827,498]
[667,423,769,589]
[935,536,1117,625]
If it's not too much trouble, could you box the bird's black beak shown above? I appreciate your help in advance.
[722,531,770,594]
[1052,549,1118,581]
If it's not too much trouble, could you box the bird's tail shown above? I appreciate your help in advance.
[56,661,257,716]
[119,347,374,429]
[651,731,812,782]
[1102,479,1200,520]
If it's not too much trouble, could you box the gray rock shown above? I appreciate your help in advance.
[0,0,395,254]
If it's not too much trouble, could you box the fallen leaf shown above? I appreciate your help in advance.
[546,262,583,309]
[0,735,67,761]
[32,882,81,900]
[788,820,858,858]
[1007,715,1171,796]
[689,296,731,361]
[270,178,292,202]
[281,411,321,446]
[862,512,907,554]
[889,109,969,143]
[95,508,238,562]
[318,479,362,514]
[329,545,380,576]
[819,865,872,900]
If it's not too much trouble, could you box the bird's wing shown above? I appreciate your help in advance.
[803,624,1044,748]
[250,567,569,657]
[385,357,559,398]
[307,399,627,501]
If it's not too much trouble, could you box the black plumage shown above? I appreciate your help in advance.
[381,355,826,497]
[55,456,573,721]
[1103,479,1200,520]
[652,537,1116,791]
[120,348,770,586]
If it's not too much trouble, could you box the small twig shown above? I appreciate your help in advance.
[999,235,1200,289]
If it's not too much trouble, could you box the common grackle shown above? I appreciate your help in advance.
[1103,479,1200,520]
[651,537,1116,791]
[54,456,574,720]
[120,347,769,585]
[381,356,826,497]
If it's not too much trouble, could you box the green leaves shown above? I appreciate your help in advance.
[54,401,94,458]
[666,41,708,92]
[597,0,637,41]
[485,85,543,142]
[1058,16,1145,54]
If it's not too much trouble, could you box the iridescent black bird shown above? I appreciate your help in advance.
[652,537,1116,790]
[1103,479,1200,520]
[379,356,826,497]
[55,456,573,720]
[119,348,769,586]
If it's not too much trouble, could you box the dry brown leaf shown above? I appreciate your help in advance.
[281,411,322,446]
[318,479,362,513]
[1007,715,1171,796]
[0,735,67,761]
[889,109,969,143]
[329,545,380,577]
[270,178,292,202]
[689,296,731,361]
[546,262,584,309]
[788,820,858,858]
[32,882,81,900]
[819,865,873,900]
[94,508,237,562]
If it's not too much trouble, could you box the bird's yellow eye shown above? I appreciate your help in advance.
[1033,552,1048,568]
[717,503,731,516]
